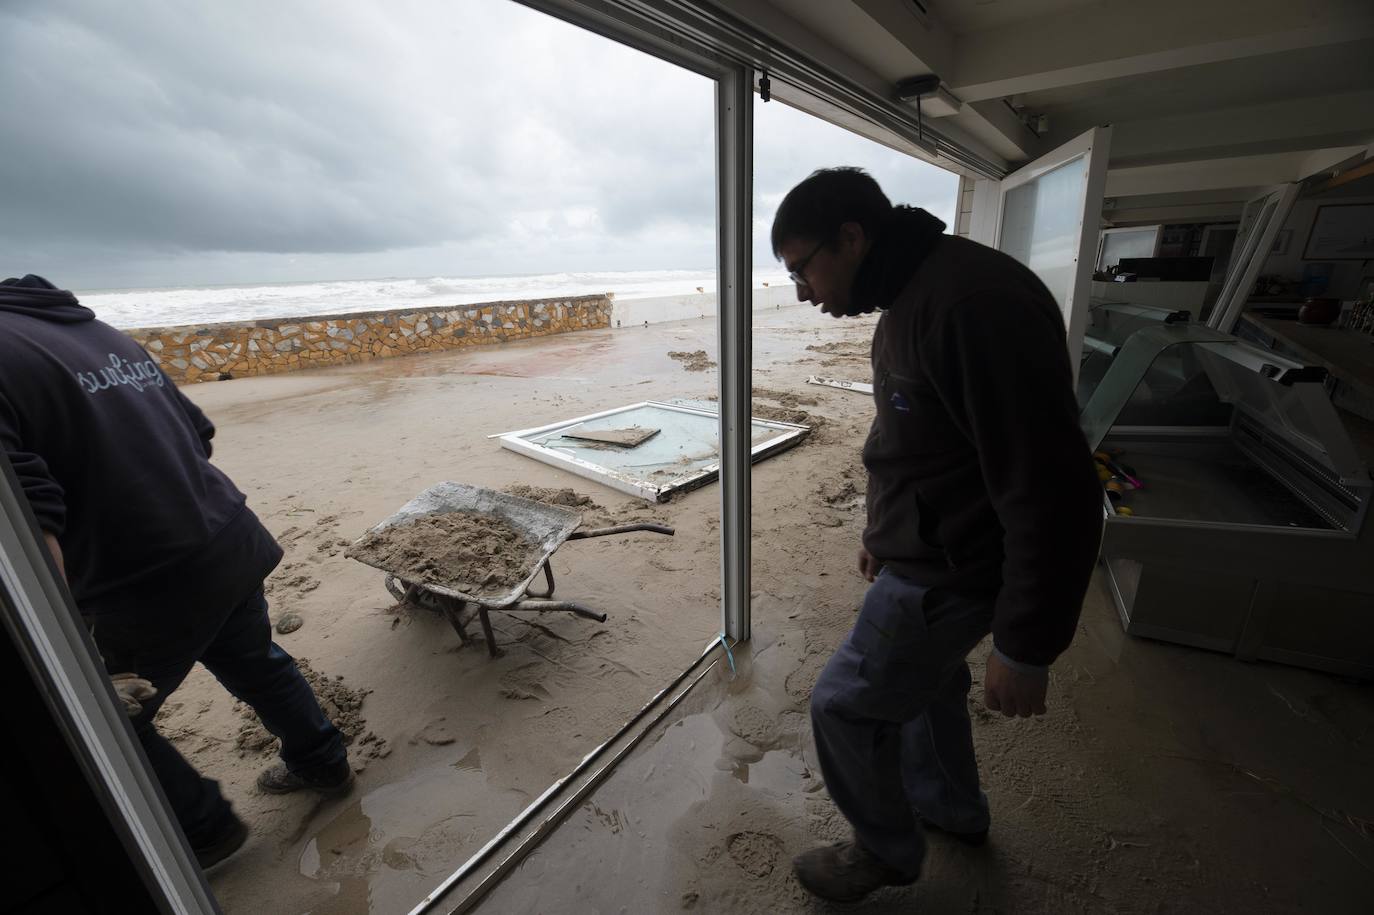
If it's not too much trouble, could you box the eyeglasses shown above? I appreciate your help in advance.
[786,240,828,287]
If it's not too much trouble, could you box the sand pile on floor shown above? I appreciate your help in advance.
[668,350,717,371]
[234,658,388,761]
[504,485,594,509]
[752,400,824,430]
[346,512,542,595]
[705,390,827,433]
[804,341,867,358]
[818,478,860,506]
[503,484,663,527]
[751,387,818,408]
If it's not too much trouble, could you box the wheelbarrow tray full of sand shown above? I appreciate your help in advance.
[348,482,673,657]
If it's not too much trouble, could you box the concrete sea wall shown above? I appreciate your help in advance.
[127,295,613,384]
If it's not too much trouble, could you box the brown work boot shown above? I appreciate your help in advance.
[256,759,354,798]
[792,839,919,902]
[192,810,249,869]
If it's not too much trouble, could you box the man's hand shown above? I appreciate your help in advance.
[857,547,883,583]
[43,531,65,581]
[983,651,1048,718]
[110,673,157,718]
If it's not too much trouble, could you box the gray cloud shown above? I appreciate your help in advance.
[1,0,955,289]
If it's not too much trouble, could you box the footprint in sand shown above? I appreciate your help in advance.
[316,536,350,556]
[415,717,457,746]
[499,664,552,701]
[726,831,784,878]
[727,703,782,751]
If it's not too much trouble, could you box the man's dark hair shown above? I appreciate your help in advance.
[770,167,894,256]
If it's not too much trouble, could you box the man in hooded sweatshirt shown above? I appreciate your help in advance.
[0,274,352,868]
[773,170,1102,902]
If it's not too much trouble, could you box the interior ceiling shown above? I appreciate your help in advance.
[741,0,1374,201]
[932,0,1093,36]
[1024,39,1374,126]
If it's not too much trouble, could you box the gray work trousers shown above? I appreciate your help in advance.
[810,569,993,877]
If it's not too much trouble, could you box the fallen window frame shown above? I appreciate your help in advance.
[496,401,808,502]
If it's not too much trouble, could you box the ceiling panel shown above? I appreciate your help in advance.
[1024,38,1374,123]
[931,0,1097,36]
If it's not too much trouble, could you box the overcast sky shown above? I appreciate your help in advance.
[0,0,957,291]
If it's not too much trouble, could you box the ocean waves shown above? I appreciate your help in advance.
[82,269,792,328]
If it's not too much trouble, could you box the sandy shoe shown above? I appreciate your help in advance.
[792,839,919,902]
[256,759,354,798]
[193,811,249,869]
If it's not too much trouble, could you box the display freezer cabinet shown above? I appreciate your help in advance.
[1079,323,1373,678]
[1078,297,1191,408]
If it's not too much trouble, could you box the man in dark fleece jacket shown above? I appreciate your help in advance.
[0,274,351,869]
[776,170,1102,902]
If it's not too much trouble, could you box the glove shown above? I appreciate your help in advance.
[110,672,158,717]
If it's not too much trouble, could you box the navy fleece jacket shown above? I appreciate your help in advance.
[0,274,281,614]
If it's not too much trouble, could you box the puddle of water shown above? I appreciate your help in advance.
[741,741,806,797]
[297,750,518,914]
[489,703,807,912]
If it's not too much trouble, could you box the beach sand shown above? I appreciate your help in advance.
[156,306,859,912]
[154,307,1373,914]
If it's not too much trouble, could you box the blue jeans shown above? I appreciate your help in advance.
[810,570,993,878]
[95,589,345,847]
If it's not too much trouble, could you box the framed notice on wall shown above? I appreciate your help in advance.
[1303,203,1374,260]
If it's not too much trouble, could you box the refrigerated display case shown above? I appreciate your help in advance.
[1078,297,1191,408]
[1079,323,1374,678]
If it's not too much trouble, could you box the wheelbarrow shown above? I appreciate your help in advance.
[349,482,673,657]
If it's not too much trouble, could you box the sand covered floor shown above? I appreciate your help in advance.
[162,307,1373,914]
[164,306,859,912]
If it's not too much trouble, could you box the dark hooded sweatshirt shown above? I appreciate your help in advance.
[0,275,281,616]
[855,209,1102,667]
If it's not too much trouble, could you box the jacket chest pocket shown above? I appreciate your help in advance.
[875,367,926,445]
[877,366,966,457]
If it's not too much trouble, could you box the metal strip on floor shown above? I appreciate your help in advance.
[408,637,729,914]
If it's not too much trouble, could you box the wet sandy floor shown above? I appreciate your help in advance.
[167,307,1374,913]
[172,306,879,912]
[482,582,1374,914]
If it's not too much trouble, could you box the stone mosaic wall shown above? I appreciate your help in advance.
[127,295,612,385]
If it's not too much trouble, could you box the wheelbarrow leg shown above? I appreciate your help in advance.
[477,606,502,658]
[441,601,471,646]
[524,561,556,599]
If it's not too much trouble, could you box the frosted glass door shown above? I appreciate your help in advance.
[995,127,1111,382]
[999,156,1087,308]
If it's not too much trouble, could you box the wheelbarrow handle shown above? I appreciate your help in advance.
[567,522,675,539]
[510,599,608,623]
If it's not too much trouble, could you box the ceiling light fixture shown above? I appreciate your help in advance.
[895,74,961,149]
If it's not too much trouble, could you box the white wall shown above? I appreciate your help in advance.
[955,176,976,237]
[1263,194,1374,299]
[1090,280,1209,317]
[610,284,802,327]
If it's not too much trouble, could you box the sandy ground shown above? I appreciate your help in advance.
[160,307,1374,913]
[164,306,843,912]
